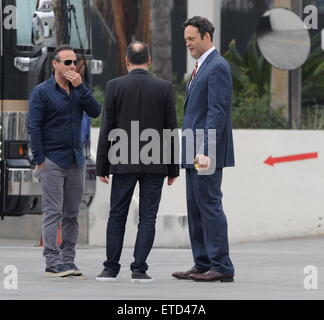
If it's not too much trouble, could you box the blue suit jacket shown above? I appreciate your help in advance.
[182,49,235,169]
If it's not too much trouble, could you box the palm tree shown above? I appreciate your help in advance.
[92,0,152,75]
[223,35,271,97]
[92,0,173,80]
[53,0,69,44]
[150,0,173,81]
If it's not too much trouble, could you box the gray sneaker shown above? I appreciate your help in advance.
[96,269,117,282]
[131,271,154,283]
[45,264,75,277]
[65,263,83,276]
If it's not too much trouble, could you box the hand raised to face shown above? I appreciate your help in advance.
[64,71,83,87]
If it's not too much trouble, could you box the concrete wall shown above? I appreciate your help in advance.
[0,209,89,244]
[1,129,323,247]
[89,128,324,247]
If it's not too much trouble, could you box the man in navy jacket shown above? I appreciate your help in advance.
[172,16,235,282]
[28,45,101,277]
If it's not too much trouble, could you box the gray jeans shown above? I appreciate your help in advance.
[38,158,85,268]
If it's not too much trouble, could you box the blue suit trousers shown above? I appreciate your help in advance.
[186,168,234,276]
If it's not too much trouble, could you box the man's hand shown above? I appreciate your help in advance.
[194,154,211,171]
[167,177,177,186]
[99,176,109,184]
[64,71,82,87]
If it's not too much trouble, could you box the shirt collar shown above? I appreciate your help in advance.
[197,46,216,70]
[48,73,57,89]
[129,68,150,75]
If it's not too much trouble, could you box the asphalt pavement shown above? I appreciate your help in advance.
[0,236,323,300]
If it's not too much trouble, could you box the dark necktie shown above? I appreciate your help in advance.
[189,61,198,88]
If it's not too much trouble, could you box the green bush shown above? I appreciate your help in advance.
[173,80,186,127]
[91,82,186,128]
[224,35,271,98]
[91,86,104,128]
[223,36,287,129]
[232,72,288,129]
[302,34,324,108]
[92,71,289,130]
[301,105,324,130]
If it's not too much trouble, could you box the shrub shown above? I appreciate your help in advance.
[224,36,287,129]
[232,72,288,129]
[301,105,324,130]
[173,79,186,127]
[91,86,104,128]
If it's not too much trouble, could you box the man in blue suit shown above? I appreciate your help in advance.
[172,16,235,282]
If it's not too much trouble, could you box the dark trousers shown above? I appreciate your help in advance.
[104,173,165,275]
[186,168,234,276]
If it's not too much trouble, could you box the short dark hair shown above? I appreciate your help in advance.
[183,16,215,41]
[54,44,74,60]
[126,41,150,65]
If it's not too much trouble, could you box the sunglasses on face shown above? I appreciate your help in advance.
[55,59,79,66]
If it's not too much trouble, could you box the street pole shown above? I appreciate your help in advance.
[289,0,303,129]
[271,0,291,122]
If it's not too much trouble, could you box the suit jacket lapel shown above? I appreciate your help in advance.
[184,50,219,110]
[185,81,190,98]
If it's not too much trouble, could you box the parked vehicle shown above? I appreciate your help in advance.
[0,0,102,218]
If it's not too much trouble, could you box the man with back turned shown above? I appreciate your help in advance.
[96,41,179,283]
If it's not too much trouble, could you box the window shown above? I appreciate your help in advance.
[69,0,90,50]
[16,0,90,49]
[16,0,38,46]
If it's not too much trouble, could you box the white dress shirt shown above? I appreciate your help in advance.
[196,46,216,72]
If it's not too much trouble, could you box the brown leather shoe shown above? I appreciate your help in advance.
[172,267,204,280]
[188,270,234,282]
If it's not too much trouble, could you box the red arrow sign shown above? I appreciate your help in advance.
[264,152,318,166]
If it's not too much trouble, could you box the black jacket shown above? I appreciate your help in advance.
[96,69,179,177]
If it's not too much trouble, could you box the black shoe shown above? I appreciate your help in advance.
[96,269,117,282]
[131,271,154,284]
[65,263,83,276]
[45,264,75,277]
